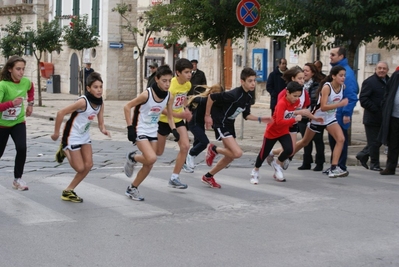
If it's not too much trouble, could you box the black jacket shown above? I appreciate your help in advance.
[146,72,156,89]
[378,70,399,145]
[210,86,252,128]
[189,69,207,95]
[359,73,388,126]
[188,96,207,128]
[266,67,286,110]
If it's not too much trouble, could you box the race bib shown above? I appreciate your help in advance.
[144,106,162,124]
[228,107,245,120]
[173,94,186,110]
[2,105,22,120]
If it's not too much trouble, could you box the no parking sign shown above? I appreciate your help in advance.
[236,0,261,27]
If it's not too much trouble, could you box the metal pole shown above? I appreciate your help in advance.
[240,26,248,139]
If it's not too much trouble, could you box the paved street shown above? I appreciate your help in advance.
[0,112,398,267]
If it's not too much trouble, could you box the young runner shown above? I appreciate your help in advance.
[185,84,224,170]
[0,56,34,191]
[250,81,323,184]
[156,58,192,189]
[202,67,272,188]
[123,65,178,200]
[51,72,110,202]
[291,65,349,178]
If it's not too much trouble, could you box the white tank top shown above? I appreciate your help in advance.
[133,88,170,137]
[62,96,101,145]
[298,89,306,109]
[312,82,343,125]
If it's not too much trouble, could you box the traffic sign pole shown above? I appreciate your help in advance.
[236,0,260,139]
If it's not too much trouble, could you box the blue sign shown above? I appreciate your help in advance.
[109,42,124,49]
[252,48,267,82]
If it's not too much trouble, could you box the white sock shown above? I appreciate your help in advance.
[171,173,179,180]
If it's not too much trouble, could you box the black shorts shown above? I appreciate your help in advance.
[136,135,158,143]
[308,120,337,133]
[289,123,299,134]
[214,126,236,140]
[158,120,186,136]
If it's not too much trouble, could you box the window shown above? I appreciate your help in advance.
[72,0,80,16]
[55,0,62,18]
[92,0,100,36]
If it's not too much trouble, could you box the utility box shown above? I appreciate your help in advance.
[46,78,53,93]
[46,75,60,93]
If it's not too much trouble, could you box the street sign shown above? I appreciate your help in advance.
[109,42,124,49]
[236,0,260,28]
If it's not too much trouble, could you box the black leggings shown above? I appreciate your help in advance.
[0,123,27,179]
[255,134,292,168]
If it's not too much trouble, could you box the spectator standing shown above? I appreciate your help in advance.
[314,60,327,78]
[356,62,388,171]
[146,62,158,89]
[327,47,359,174]
[378,69,399,175]
[80,63,94,94]
[0,56,34,191]
[266,58,287,115]
[189,59,207,95]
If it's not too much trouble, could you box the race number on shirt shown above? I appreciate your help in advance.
[2,105,22,120]
[173,94,186,110]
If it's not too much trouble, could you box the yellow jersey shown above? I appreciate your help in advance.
[159,77,191,123]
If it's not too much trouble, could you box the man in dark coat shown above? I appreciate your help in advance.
[189,59,207,95]
[379,69,399,175]
[266,58,287,115]
[146,62,158,88]
[356,62,389,171]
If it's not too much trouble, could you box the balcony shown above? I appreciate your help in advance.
[0,0,34,15]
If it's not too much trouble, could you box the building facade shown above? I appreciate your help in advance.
[1,0,398,102]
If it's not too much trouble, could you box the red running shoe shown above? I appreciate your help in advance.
[202,175,221,188]
[206,144,217,166]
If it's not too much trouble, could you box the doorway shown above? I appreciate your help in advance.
[272,39,286,69]
[70,53,79,95]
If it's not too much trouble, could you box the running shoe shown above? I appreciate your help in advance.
[282,159,291,170]
[250,169,259,185]
[266,153,274,166]
[205,144,217,166]
[125,186,144,201]
[61,190,83,203]
[186,154,196,169]
[12,179,28,191]
[182,163,194,173]
[168,176,188,189]
[328,166,349,178]
[201,175,221,188]
[124,151,137,178]
[271,160,286,182]
[322,167,330,175]
[55,143,66,163]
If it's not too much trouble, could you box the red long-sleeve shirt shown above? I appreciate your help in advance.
[265,97,300,139]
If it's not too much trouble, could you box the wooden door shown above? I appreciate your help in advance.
[224,39,233,90]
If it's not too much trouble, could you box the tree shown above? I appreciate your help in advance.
[264,0,399,68]
[26,19,63,106]
[0,16,25,59]
[63,15,99,95]
[112,3,163,93]
[150,0,269,87]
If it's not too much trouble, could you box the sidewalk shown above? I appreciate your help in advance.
[31,91,386,168]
